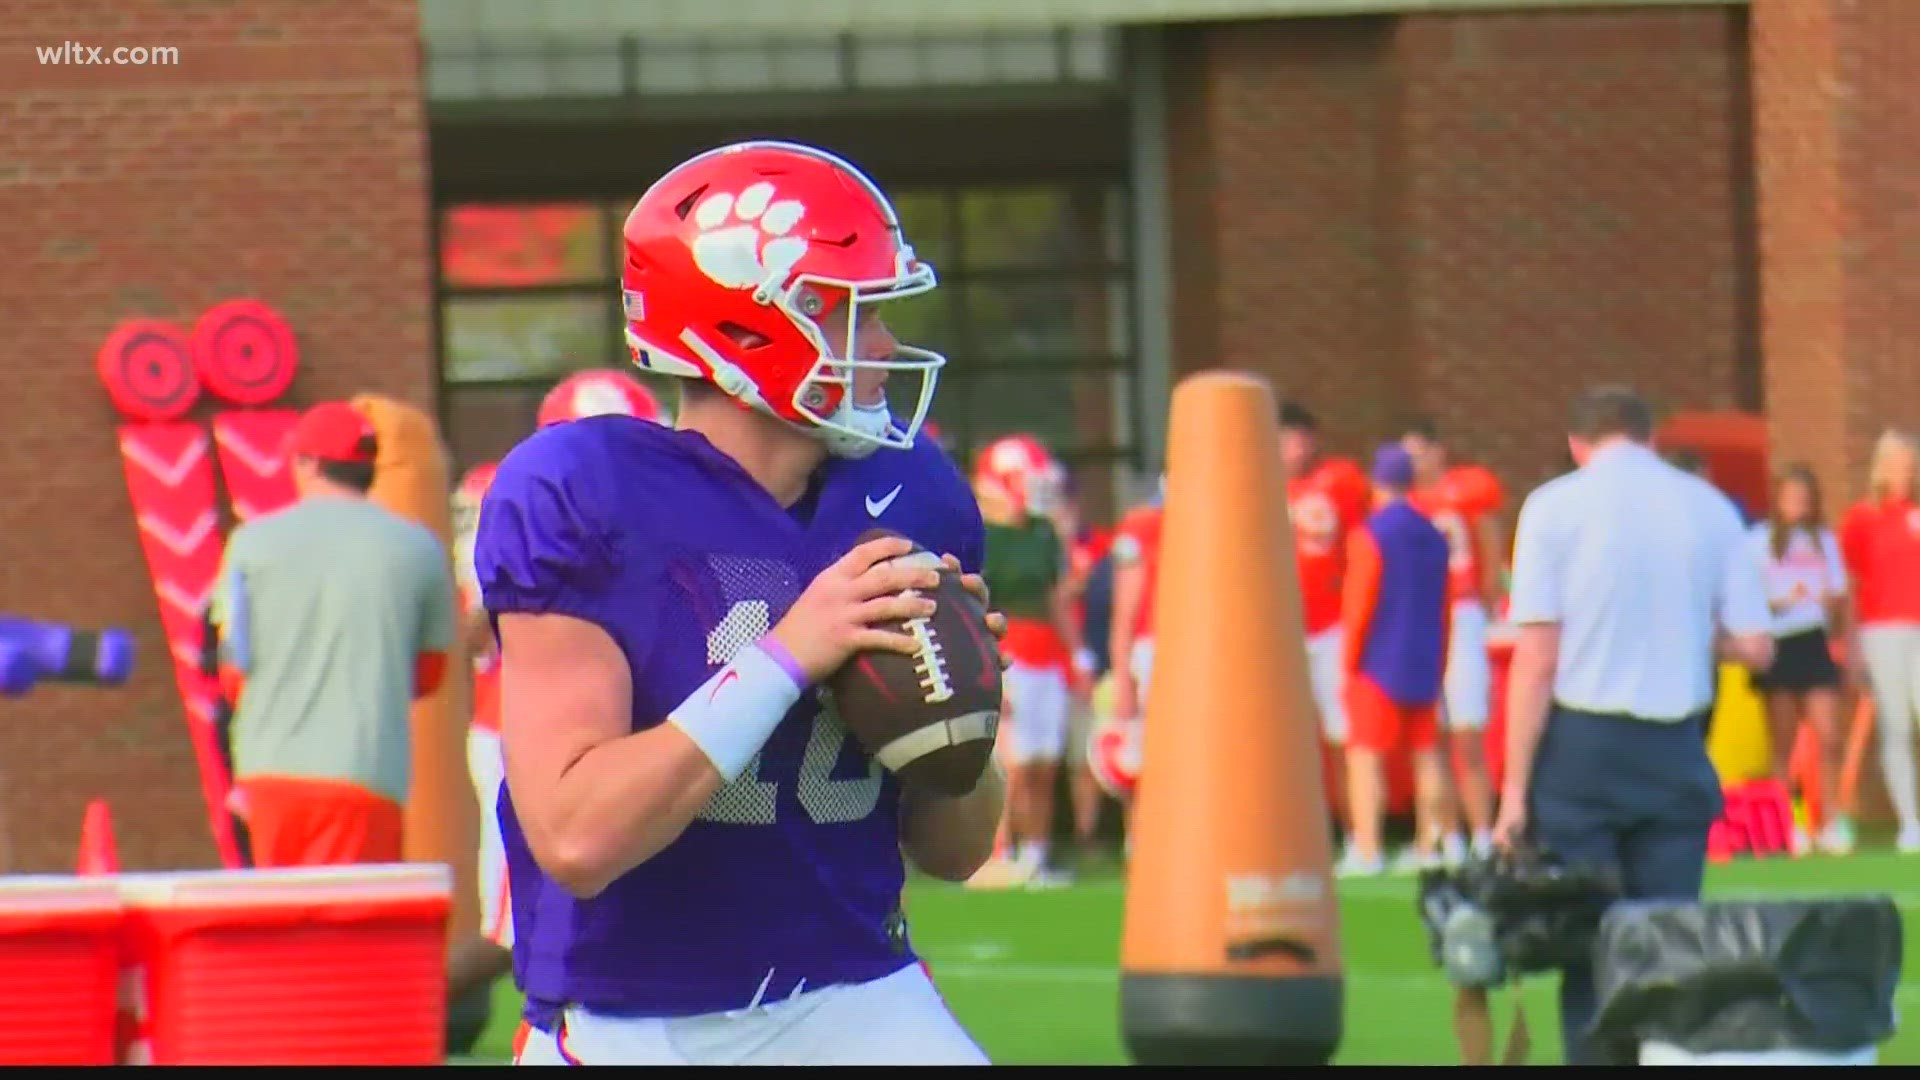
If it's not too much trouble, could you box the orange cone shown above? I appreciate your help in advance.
[75,798,120,875]
[1119,371,1344,1065]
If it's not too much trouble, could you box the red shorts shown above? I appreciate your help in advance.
[236,776,404,868]
[1345,674,1439,754]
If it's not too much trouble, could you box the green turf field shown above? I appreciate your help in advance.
[462,849,1918,1065]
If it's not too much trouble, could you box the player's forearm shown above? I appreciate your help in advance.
[1110,569,1144,676]
[1050,586,1085,655]
[1720,630,1775,672]
[899,759,1005,882]
[532,640,804,898]
[1477,518,1507,603]
[533,726,723,898]
[1500,636,1555,804]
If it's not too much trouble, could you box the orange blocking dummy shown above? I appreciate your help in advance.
[1119,371,1344,1065]
[352,393,482,951]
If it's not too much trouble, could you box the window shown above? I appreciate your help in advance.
[956,186,1081,269]
[898,181,1138,508]
[439,204,606,288]
[433,178,1140,516]
[441,295,611,384]
[436,200,629,469]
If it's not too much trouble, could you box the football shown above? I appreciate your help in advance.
[828,528,1003,798]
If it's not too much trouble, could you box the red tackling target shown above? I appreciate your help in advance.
[192,299,298,407]
[97,320,201,421]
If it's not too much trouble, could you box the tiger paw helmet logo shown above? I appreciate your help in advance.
[690,182,810,290]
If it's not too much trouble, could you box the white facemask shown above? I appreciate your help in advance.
[817,398,898,459]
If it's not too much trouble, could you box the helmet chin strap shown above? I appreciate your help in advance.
[818,399,894,460]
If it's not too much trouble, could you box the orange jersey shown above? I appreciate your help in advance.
[1112,504,1163,639]
[1839,497,1920,624]
[1288,456,1371,634]
[1409,464,1505,604]
[1070,525,1116,583]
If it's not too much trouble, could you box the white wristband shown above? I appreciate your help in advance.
[668,637,807,782]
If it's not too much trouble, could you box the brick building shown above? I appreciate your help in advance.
[2,0,1915,868]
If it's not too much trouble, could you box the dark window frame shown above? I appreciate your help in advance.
[432,179,1142,480]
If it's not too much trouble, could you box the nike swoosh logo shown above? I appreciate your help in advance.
[866,485,903,517]
[709,668,739,705]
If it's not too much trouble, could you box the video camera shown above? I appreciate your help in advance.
[0,615,136,698]
[1416,840,1623,990]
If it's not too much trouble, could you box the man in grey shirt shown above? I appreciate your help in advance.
[1494,385,1773,1064]
[211,400,456,867]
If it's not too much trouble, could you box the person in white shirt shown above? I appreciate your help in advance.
[1493,385,1773,1066]
[1741,464,1851,855]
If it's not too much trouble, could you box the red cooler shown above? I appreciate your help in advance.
[0,876,123,1065]
[115,864,451,1065]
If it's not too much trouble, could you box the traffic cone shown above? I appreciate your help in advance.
[1119,371,1343,1065]
[76,798,120,875]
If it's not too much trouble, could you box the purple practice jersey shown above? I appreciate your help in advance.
[474,415,984,1021]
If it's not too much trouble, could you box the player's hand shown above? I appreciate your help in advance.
[1491,794,1528,854]
[940,553,1011,671]
[773,535,941,683]
[462,606,498,665]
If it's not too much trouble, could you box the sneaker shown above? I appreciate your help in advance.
[1817,817,1856,856]
[964,858,1032,890]
[1897,823,1920,854]
[1336,849,1386,878]
[1390,847,1440,875]
[1024,868,1074,891]
[1790,826,1811,857]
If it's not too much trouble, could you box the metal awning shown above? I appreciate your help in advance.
[420,0,1738,42]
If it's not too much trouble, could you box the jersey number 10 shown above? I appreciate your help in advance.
[695,600,885,827]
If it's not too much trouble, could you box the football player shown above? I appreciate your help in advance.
[1279,402,1372,830]
[1102,473,1164,850]
[1055,472,1116,865]
[1402,417,1505,860]
[536,367,668,429]
[444,369,669,1034]
[476,141,1004,1066]
[972,434,1090,887]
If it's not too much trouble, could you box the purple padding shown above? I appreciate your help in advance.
[0,617,136,686]
[95,629,135,684]
[0,642,35,697]
[0,617,70,679]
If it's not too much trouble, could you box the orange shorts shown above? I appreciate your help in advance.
[236,776,404,868]
[1345,674,1439,754]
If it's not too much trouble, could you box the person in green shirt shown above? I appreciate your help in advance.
[974,435,1092,888]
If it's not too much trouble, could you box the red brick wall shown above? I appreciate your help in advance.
[1749,0,1920,827]
[0,0,433,870]
[1752,0,1920,509]
[1166,7,1756,497]
[1167,18,1411,448]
